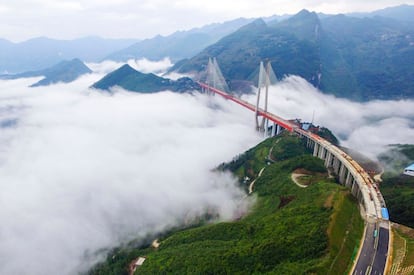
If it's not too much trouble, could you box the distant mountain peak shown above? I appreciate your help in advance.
[0,37,138,74]
[238,18,267,32]
[115,64,138,74]
[91,64,199,93]
[30,58,92,87]
[283,9,320,25]
[104,18,255,62]
[273,9,321,42]
[0,58,92,87]
[296,9,312,15]
[250,18,267,26]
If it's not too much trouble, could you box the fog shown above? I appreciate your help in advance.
[0,62,413,274]
[0,71,260,274]
[244,75,414,159]
[86,57,173,75]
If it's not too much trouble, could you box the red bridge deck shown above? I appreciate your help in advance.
[198,82,296,132]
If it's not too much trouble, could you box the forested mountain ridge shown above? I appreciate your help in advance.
[92,64,198,93]
[172,8,414,101]
[0,36,138,74]
[104,18,255,62]
[0,58,92,87]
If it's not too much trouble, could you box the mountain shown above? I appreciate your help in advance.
[91,64,199,93]
[30,58,92,87]
[348,4,414,22]
[0,36,138,74]
[319,15,414,100]
[0,58,92,87]
[105,18,254,62]
[172,11,322,89]
[90,134,364,274]
[172,8,414,101]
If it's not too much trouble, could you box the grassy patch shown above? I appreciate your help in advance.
[390,225,414,275]
[406,238,414,269]
[319,192,364,274]
[394,225,414,268]
[391,227,406,272]
[295,173,329,186]
[89,135,363,275]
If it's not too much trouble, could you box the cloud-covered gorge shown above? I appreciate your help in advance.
[0,60,413,274]
[0,71,260,274]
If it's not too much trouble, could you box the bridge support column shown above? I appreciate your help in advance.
[307,138,314,150]
[345,171,353,188]
[318,146,324,159]
[339,165,347,185]
[329,155,335,167]
[324,152,333,167]
[313,143,320,157]
[357,188,363,202]
[271,122,276,136]
[264,119,269,137]
[276,124,282,135]
[351,180,359,197]
[333,159,340,174]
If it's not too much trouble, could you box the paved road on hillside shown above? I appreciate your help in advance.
[371,227,389,275]
[353,222,376,275]
[353,222,389,275]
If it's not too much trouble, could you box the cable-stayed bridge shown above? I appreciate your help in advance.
[198,58,391,275]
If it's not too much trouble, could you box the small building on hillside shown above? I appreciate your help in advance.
[129,257,146,275]
[404,163,414,176]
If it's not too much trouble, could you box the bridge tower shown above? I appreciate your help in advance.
[203,57,229,94]
[255,61,277,136]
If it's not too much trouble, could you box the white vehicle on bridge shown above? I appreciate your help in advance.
[404,163,414,176]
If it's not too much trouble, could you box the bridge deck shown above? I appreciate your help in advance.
[198,82,296,131]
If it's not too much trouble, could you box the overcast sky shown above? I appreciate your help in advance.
[0,0,413,42]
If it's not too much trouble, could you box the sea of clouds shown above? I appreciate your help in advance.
[0,59,413,274]
[244,75,414,159]
[0,61,259,274]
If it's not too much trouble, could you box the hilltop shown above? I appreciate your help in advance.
[91,64,199,93]
[0,36,138,74]
[89,134,364,274]
[0,58,92,87]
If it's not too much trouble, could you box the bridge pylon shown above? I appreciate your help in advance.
[203,57,229,95]
[255,61,277,136]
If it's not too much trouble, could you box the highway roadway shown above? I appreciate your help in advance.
[352,222,389,275]
[353,222,376,275]
[371,226,389,275]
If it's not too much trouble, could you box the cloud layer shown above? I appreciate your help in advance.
[86,57,173,75]
[244,75,414,159]
[0,75,259,274]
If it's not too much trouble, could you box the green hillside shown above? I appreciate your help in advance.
[91,64,199,93]
[89,134,363,274]
[0,58,92,87]
[379,144,414,227]
[30,58,92,87]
